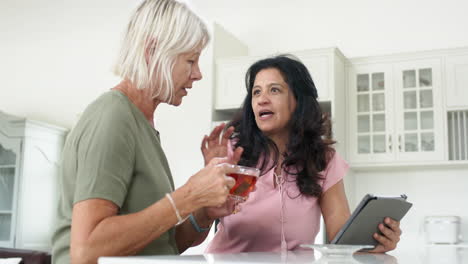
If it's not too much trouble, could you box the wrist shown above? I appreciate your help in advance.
[170,186,199,221]
[189,213,212,233]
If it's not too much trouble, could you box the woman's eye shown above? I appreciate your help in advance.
[188,60,195,64]
[253,90,260,96]
[271,87,280,93]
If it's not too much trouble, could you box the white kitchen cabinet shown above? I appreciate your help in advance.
[214,48,348,154]
[214,48,344,109]
[215,55,260,110]
[347,58,444,165]
[0,111,67,251]
[445,54,468,109]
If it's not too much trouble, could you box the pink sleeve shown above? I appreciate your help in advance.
[321,152,349,193]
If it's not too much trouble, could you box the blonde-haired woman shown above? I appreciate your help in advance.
[52,1,242,263]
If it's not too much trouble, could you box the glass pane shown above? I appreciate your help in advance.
[403,70,416,88]
[404,91,417,109]
[372,93,385,111]
[421,132,435,151]
[373,135,386,153]
[419,68,432,87]
[357,94,369,112]
[372,72,385,91]
[0,214,12,240]
[405,133,419,152]
[0,144,16,166]
[358,136,370,154]
[358,115,370,133]
[357,74,369,92]
[421,111,434,129]
[373,114,385,132]
[404,112,418,130]
[0,169,15,211]
[420,90,433,108]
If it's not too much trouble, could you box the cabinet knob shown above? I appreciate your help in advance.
[398,135,402,152]
[388,135,392,152]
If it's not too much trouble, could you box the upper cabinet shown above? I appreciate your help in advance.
[445,53,468,109]
[214,48,345,110]
[347,56,445,165]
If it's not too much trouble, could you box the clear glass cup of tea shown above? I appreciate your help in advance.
[227,165,260,201]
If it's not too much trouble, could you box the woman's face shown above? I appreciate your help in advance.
[170,48,203,106]
[251,68,297,139]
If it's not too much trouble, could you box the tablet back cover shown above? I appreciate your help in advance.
[332,196,412,246]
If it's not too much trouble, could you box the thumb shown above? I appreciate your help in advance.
[231,147,243,164]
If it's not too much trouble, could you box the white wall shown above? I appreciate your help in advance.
[192,0,468,58]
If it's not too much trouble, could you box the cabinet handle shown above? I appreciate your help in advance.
[398,135,402,152]
[388,135,392,152]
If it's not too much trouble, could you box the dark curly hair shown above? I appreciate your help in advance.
[228,55,335,197]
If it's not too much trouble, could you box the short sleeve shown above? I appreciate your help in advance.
[73,105,136,207]
[321,152,349,193]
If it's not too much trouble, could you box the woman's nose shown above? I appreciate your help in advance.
[191,63,203,81]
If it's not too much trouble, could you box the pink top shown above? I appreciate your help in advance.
[205,144,349,253]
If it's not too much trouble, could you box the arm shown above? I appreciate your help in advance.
[70,159,237,264]
[319,180,351,242]
[173,129,245,252]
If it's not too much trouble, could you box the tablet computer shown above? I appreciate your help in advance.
[330,194,412,247]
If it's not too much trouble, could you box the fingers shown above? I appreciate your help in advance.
[207,123,226,147]
[208,157,230,167]
[371,218,401,253]
[231,147,244,164]
[220,126,235,146]
[200,135,208,154]
[224,175,236,189]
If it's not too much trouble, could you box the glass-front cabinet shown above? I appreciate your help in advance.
[0,111,67,251]
[0,134,21,247]
[394,60,444,162]
[348,59,444,165]
[348,64,394,163]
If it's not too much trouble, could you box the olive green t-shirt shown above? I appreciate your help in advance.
[52,90,178,264]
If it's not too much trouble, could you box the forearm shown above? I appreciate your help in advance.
[71,185,200,264]
[175,208,213,253]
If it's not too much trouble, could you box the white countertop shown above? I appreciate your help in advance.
[98,245,468,264]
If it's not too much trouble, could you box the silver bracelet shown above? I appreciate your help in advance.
[166,193,187,225]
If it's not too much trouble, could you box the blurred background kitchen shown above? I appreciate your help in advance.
[1,0,467,259]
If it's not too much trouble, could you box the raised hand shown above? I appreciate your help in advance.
[201,123,237,166]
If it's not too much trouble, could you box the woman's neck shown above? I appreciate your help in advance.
[268,133,288,175]
[113,80,160,127]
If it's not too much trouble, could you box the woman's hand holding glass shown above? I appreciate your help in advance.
[185,157,238,209]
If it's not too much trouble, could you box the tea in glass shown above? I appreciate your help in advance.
[227,165,260,201]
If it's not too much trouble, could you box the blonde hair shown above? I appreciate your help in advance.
[114,0,210,102]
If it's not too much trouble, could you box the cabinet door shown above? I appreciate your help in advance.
[0,136,21,248]
[215,56,259,110]
[394,59,444,162]
[348,64,395,163]
[295,54,330,100]
[445,55,468,109]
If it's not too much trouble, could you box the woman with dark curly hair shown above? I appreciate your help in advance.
[201,55,402,253]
